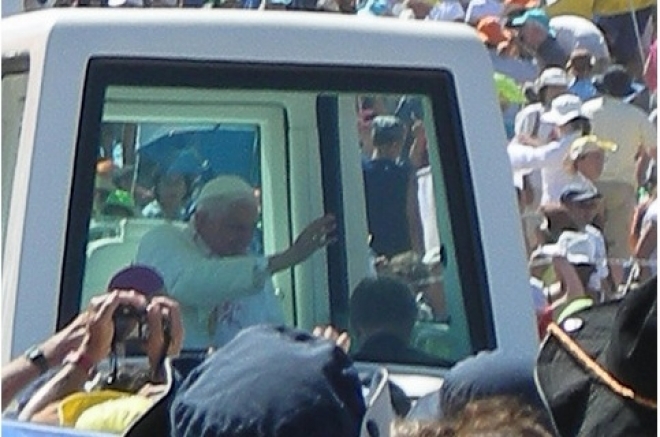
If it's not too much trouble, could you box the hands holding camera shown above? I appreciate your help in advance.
[79,290,183,370]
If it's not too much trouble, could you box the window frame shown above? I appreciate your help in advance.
[60,57,496,357]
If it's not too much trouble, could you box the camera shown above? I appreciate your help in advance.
[112,304,149,345]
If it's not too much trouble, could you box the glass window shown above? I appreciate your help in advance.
[64,59,494,367]
[1,57,29,255]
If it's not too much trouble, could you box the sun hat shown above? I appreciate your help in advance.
[540,94,587,126]
[534,67,569,93]
[535,276,657,436]
[568,135,617,161]
[510,8,555,37]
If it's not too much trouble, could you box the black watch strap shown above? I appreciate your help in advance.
[24,345,50,374]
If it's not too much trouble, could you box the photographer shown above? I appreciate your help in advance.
[14,290,182,429]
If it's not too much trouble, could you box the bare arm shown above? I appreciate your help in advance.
[634,220,657,282]
[1,313,87,411]
[18,291,148,421]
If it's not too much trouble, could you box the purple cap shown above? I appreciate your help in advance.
[107,265,165,297]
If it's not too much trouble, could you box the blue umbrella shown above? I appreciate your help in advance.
[137,125,261,186]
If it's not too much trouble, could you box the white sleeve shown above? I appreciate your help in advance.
[135,225,268,308]
[508,140,564,171]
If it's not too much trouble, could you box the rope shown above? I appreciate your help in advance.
[547,322,657,410]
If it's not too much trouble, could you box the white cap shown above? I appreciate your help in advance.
[532,231,596,265]
[534,67,569,92]
[196,175,255,206]
[540,94,586,126]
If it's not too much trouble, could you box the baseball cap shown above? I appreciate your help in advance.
[568,135,618,161]
[559,183,602,204]
[464,0,503,25]
[510,8,554,36]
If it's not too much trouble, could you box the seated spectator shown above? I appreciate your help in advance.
[142,169,193,221]
[169,325,366,437]
[349,276,448,366]
[630,181,657,282]
[395,395,554,437]
[536,275,657,437]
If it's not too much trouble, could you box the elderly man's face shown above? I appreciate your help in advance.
[197,198,259,256]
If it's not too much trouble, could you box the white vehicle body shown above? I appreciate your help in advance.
[2,9,537,397]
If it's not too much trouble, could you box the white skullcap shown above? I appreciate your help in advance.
[196,175,255,207]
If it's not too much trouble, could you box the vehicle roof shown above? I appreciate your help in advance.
[2,8,484,69]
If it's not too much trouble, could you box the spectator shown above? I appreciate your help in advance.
[550,14,611,73]
[169,325,366,437]
[566,48,599,101]
[536,275,657,437]
[362,115,423,258]
[509,93,591,205]
[395,395,554,436]
[631,180,657,282]
[511,68,570,248]
[15,290,183,432]
[142,170,192,221]
[2,314,87,412]
[406,350,550,429]
[349,276,448,366]
[557,185,611,297]
[479,16,538,85]
[564,134,617,189]
[582,64,657,260]
[136,175,336,350]
[507,8,569,70]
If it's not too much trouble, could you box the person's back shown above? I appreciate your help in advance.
[362,115,417,258]
[582,96,656,187]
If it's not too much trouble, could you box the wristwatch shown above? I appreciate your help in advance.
[24,345,49,375]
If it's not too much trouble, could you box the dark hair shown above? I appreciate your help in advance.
[153,171,193,202]
[349,276,417,333]
[393,396,554,437]
[565,117,592,135]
